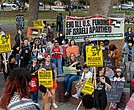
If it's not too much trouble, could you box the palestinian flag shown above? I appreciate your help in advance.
[29,29,38,36]
[109,19,121,28]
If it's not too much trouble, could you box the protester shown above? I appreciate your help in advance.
[27,56,40,103]
[64,53,81,97]
[50,40,63,75]
[0,68,51,110]
[14,29,25,42]
[108,44,120,72]
[12,39,22,65]
[105,67,115,81]
[0,27,5,35]
[123,36,134,62]
[61,39,68,66]
[93,67,112,110]
[19,38,32,68]
[66,39,79,61]
[55,32,65,45]
[41,53,58,109]
[82,36,90,63]
[110,68,125,109]
[124,27,134,43]
[114,68,125,82]
[72,64,93,99]
[2,55,18,81]
[122,36,134,82]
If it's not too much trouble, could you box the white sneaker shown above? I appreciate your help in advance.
[53,103,58,109]
[72,94,79,99]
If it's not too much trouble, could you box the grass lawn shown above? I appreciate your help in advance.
[1,10,134,31]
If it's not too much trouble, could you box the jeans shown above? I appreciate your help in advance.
[15,54,20,65]
[64,74,79,92]
[52,58,63,74]
[31,90,38,103]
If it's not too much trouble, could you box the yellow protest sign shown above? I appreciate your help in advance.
[38,70,53,88]
[33,20,44,30]
[86,46,103,67]
[0,34,11,53]
[82,77,94,95]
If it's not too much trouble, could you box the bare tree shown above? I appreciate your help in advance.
[28,0,39,27]
[89,0,113,17]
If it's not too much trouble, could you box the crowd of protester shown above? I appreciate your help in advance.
[0,16,134,109]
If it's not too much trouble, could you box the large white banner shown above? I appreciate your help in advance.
[65,15,124,42]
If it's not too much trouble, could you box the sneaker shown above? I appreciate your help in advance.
[72,94,79,99]
[53,103,58,109]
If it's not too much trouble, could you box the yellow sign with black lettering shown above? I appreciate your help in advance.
[0,34,11,53]
[38,70,53,88]
[33,20,44,30]
[86,46,103,67]
[82,77,94,95]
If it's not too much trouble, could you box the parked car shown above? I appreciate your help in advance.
[65,5,85,11]
[3,2,16,7]
[118,4,134,10]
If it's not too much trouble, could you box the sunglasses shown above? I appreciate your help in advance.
[54,42,58,43]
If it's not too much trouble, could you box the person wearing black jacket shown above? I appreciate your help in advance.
[19,38,32,68]
[3,55,18,81]
[93,67,112,110]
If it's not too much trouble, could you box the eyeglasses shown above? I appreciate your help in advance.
[54,42,58,43]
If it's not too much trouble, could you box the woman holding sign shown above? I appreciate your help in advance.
[93,67,112,110]
[64,53,81,97]
[66,39,79,61]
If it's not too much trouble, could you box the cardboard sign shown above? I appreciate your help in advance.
[82,77,94,95]
[33,20,44,30]
[103,50,115,68]
[63,66,77,74]
[0,34,11,53]
[38,70,53,88]
[66,46,79,57]
[16,15,24,29]
[106,81,124,102]
[27,27,41,38]
[86,46,103,67]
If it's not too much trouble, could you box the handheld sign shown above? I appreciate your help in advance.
[0,34,11,53]
[16,15,24,29]
[106,81,124,102]
[33,20,44,31]
[82,77,94,95]
[66,46,79,57]
[63,66,77,74]
[103,50,115,68]
[86,46,103,67]
[38,70,53,88]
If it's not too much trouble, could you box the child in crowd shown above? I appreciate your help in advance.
[110,68,125,109]
[28,56,40,103]
[114,68,125,82]
[72,64,93,99]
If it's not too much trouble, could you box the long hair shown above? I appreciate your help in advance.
[97,67,106,76]
[0,68,31,109]
[115,71,124,78]
[109,44,117,51]
[69,39,76,46]
[68,53,76,65]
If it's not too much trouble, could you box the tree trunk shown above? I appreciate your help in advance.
[28,0,39,27]
[89,0,113,17]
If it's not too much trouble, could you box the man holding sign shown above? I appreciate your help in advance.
[72,64,93,99]
[40,53,58,109]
